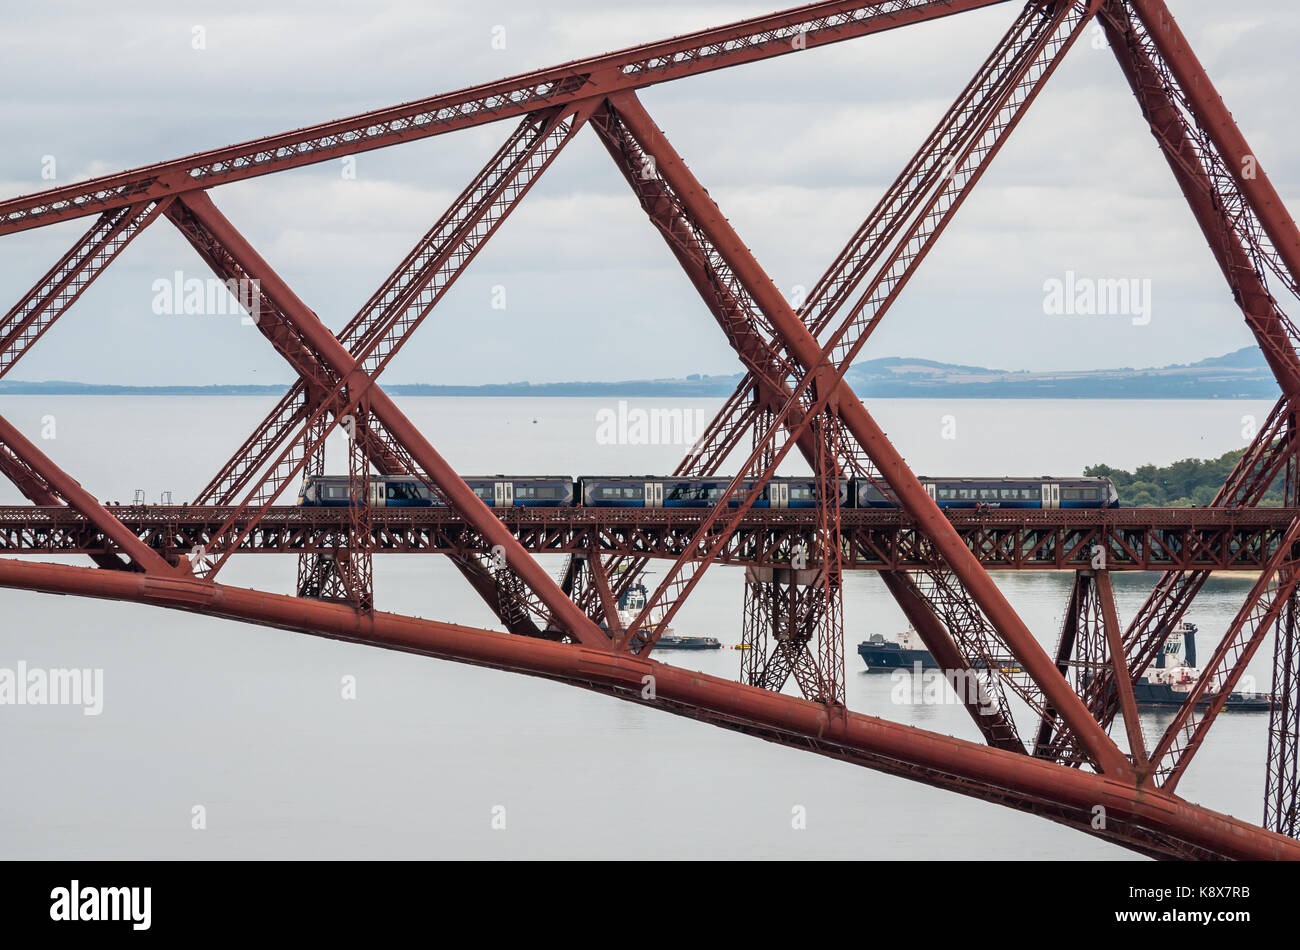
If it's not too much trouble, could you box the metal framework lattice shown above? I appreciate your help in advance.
[0,0,1298,859]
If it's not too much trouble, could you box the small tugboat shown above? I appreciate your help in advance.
[1127,623,1271,711]
[859,621,1272,711]
[611,582,722,650]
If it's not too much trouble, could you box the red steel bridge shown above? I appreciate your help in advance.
[1,0,1299,860]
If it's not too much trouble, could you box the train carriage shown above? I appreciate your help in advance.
[299,475,575,508]
[853,476,1118,510]
[298,475,434,507]
[579,476,849,509]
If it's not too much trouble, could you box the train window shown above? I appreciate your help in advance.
[515,484,564,500]
[324,485,350,501]
[597,486,641,499]
[1062,488,1098,501]
[790,486,813,501]
[387,483,421,501]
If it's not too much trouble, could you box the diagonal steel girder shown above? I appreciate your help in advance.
[0,1,1018,238]
[164,189,606,646]
[1125,0,1300,313]
[0,415,171,573]
[598,69,1130,774]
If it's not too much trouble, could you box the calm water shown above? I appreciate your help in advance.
[0,396,1281,859]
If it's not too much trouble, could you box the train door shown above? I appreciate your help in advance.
[644,481,664,508]
[370,479,385,507]
[771,482,789,509]
[925,483,937,505]
[493,481,514,508]
[1042,482,1060,509]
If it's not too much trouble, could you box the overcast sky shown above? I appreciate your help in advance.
[1,0,1298,386]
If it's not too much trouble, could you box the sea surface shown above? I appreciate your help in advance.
[0,396,1282,859]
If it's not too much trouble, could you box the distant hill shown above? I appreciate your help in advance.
[0,347,1279,398]
[840,347,1276,398]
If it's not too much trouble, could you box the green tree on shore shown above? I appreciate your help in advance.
[1085,449,1285,507]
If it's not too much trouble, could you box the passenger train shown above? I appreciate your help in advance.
[298,474,1120,509]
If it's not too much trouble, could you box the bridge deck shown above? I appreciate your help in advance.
[0,505,1292,571]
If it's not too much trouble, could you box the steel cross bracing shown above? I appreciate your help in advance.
[604,2,1122,775]
[586,2,1110,758]
[1042,1,1300,788]
[2,0,1300,859]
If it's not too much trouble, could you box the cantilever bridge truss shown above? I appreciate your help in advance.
[2,0,1300,860]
